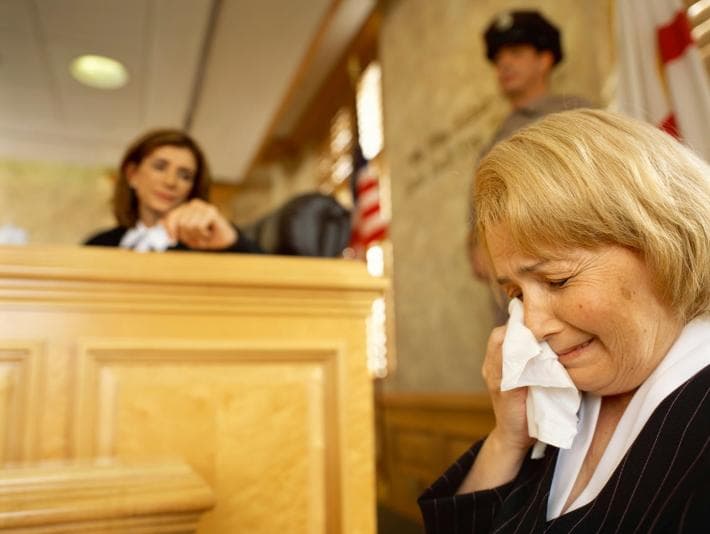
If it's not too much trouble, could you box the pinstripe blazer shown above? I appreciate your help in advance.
[418,364,709,533]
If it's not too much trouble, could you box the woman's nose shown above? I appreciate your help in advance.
[162,170,178,188]
[523,297,562,341]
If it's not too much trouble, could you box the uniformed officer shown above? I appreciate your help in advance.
[480,10,591,155]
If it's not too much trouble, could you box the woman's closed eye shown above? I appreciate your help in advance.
[547,277,571,288]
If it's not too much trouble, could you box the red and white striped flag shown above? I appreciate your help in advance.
[614,0,710,160]
[349,150,387,259]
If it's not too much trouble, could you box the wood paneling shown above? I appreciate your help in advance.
[0,245,385,534]
[0,341,42,463]
[72,340,344,533]
[375,391,495,522]
[0,459,214,533]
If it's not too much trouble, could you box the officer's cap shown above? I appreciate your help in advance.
[484,10,563,65]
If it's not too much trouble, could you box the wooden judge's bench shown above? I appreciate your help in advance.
[0,246,385,533]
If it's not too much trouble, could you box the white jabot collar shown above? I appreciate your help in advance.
[547,317,710,519]
[119,222,176,252]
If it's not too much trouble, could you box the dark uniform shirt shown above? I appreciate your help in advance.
[480,93,593,157]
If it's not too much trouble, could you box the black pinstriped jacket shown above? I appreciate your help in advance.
[418,365,709,533]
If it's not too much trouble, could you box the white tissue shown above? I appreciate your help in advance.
[119,222,176,252]
[501,298,581,458]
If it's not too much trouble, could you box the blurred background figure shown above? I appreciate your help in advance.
[84,129,261,253]
[479,10,591,155]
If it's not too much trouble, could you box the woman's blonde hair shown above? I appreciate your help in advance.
[474,109,710,321]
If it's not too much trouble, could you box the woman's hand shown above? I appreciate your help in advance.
[483,326,535,451]
[162,199,237,250]
[457,325,534,494]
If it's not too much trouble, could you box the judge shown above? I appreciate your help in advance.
[85,129,260,253]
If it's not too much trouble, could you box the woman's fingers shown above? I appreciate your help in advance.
[163,199,236,249]
[482,325,506,390]
[482,324,534,451]
[165,200,211,241]
[181,206,212,241]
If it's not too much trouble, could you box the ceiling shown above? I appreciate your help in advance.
[0,0,375,182]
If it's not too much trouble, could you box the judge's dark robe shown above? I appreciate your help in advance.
[84,226,263,253]
[418,364,709,533]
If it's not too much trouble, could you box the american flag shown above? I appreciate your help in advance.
[349,144,387,258]
[614,0,710,160]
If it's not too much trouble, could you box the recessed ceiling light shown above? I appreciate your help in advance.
[70,54,128,89]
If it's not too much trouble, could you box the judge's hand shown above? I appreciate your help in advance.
[162,199,237,250]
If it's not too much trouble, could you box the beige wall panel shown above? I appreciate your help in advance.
[0,160,114,246]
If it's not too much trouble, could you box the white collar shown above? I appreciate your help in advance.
[547,316,710,519]
[119,222,176,252]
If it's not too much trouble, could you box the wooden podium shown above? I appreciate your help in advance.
[0,246,384,533]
